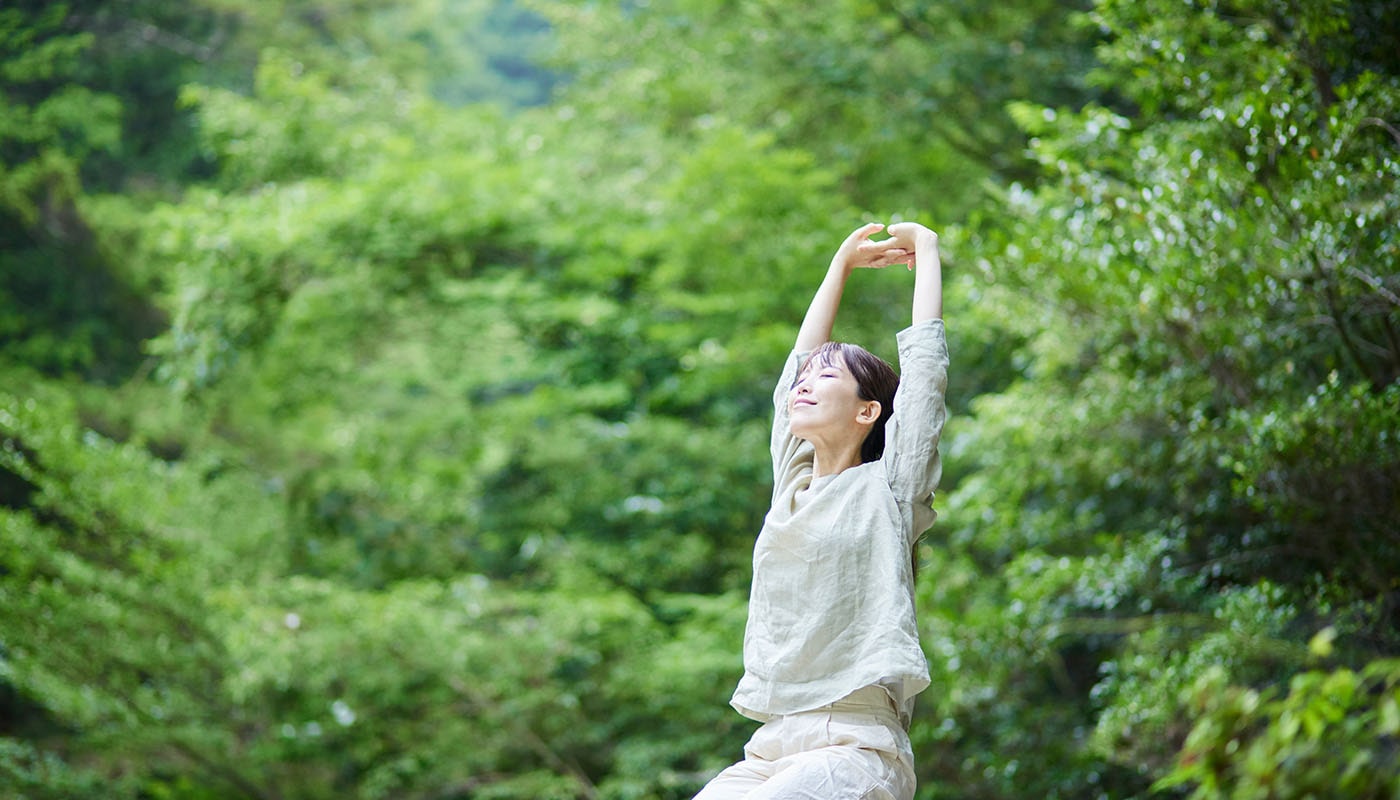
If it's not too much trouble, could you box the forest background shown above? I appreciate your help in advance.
[2,0,1398,798]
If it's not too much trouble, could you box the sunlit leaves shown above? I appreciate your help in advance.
[1155,659,1400,798]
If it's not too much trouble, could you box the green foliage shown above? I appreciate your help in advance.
[0,4,159,380]
[530,0,1107,218]
[196,0,554,107]
[0,384,752,799]
[0,386,283,798]
[1217,378,1400,604]
[0,737,126,800]
[2,0,1398,797]
[931,0,1400,795]
[1156,654,1400,798]
[0,4,121,222]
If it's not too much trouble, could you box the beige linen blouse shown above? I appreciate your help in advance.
[730,319,949,729]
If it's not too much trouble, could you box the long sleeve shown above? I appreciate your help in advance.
[769,349,814,505]
[882,319,949,542]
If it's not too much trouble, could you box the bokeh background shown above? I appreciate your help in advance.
[2,1,1398,797]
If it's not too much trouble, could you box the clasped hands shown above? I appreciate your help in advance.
[834,221,939,271]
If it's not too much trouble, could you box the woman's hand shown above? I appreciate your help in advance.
[887,221,943,323]
[885,221,939,263]
[832,222,913,271]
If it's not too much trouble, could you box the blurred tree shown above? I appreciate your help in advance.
[0,388,287,799]
[0,3,164,380]
[1155,652,1400,799]
[531,0,1108,220]
[4,0,1396,797]
[0,388,753,799]
[0,0,557,380]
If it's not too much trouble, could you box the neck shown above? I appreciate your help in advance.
[811,441,864,478]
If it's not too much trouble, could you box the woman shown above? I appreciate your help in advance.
[694,221,948,800]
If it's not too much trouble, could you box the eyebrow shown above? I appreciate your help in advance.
[792,357,845,387]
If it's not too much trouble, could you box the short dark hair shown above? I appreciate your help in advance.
[798,342,900,463]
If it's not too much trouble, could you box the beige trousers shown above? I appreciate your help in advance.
[692,687,915,800]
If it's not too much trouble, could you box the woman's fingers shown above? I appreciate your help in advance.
[854,242,912,268]
[886,221,938,250]
[840,222,885,247]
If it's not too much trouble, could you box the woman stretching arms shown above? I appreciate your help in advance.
[694,221,948,800]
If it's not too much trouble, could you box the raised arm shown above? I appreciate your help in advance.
[887,222,943,324]
[882,222,948,519]
[793,222,912,352]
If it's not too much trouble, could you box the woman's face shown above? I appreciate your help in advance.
[788,354,873,440]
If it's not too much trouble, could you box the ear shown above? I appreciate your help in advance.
[855,399,881,427]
